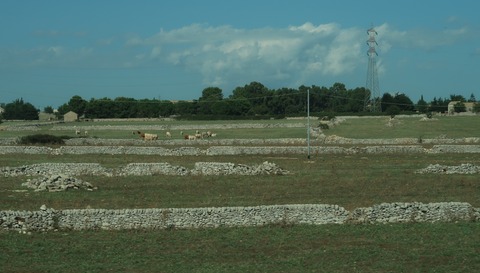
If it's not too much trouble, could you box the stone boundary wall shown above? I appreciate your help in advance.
[1,144,480,156]
[0,122,305,132]
[1,202,478,232]
[1,136,480,147]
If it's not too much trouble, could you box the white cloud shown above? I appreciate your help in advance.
[378,23,472,50]
[2,22,476,91]
[126,23,370,88]
[47,46,64,56]
[288,22,339,35]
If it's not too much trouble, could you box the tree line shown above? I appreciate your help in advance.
[1,81,478,121]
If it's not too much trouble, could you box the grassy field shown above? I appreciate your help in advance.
[327,115,480,139]
[0,115,480,139]
[2,114,479,140]
[1,115,479,272]
[1,153,479,211]
[1,223,479,272]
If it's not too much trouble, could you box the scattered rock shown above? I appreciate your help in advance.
[22,174,96,192]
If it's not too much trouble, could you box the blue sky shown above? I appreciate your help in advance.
[1,0,479,109]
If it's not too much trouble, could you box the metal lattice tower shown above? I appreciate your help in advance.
[364,26,380,112]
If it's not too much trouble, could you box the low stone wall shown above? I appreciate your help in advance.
[1,136,479,147]
[350,202,479,224]
[1,202,478,232]
[1,144,480,156]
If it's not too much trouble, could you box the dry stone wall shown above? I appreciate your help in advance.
[2,202,478,232]
[1,144,480,156]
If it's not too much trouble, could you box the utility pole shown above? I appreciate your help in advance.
[307,88,310,159]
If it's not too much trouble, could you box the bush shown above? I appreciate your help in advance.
[386,105,401,118]
[18,134,70,145]
[318,123,329,130]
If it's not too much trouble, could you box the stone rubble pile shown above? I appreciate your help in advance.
[22,174,96,192]
[0,163,111,177]
[415,163,480,174]
[1,161,289,178]
[116,163,190,176]
[190,161,289,176]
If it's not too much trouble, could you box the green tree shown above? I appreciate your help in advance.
[114,97,137,118]
[3,98,39,120]
[230,82,270,115]
[468,93,476,102]
[473,102,480,113]
[269,88,300,115]
[309,85,330,113]
[346,87,369,113]
[380,93,395,112]
[158,100,175,117]
[200,87,223,101]
[450,94,466,102]
[223,99,251,116]
[198,87,223,115]
[416,95,428,113]
[453,101,466,113]
[174,100,197,116]
[67,95,87,116]
[43,106,54,114]
[386,105,401,118]
[329,82,348,112]
[84,98,115,118]
[393,93,414,111]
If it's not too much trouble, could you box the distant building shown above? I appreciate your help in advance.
[448,101,475,115]
[63,111,78,122]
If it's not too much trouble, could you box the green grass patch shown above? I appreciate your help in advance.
[1,223,479,272]
[326,115,480,139]
[1,153,479,211]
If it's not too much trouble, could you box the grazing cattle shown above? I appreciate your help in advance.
[84,130,89,136]
[75,128,81,135]
[188,134,196,140]
[136,131,158,140]
[166,131,171,138]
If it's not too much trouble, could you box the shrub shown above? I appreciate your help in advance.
[18,134,69,145]
[319,123,329,130]
[386,105,401,118]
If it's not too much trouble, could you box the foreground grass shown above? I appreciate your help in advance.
[1,223,479,272]
[1,153,479,211]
